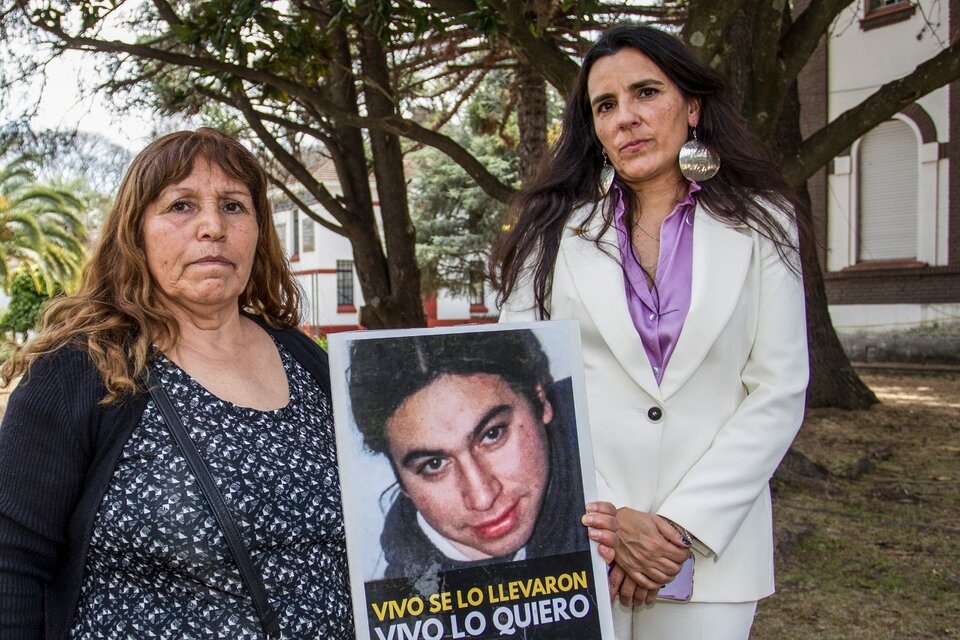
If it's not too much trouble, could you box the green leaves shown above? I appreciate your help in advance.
[78,0,116,31]
[0,156,88,295]
[409,71,521,294]
[0,268,60,338]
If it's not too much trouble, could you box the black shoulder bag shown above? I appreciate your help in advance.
[142,367,283,638]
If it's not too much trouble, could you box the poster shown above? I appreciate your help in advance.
[328,321,614,640]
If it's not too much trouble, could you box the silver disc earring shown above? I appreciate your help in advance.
[678,129,720,182]
[598,152,615,197]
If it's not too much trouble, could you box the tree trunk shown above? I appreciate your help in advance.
[357,1,427,329]
[514,62,548,184]
[775,78,880,410]
[316,1,425,329]
[800,223,879,409]
[716,4,879,410]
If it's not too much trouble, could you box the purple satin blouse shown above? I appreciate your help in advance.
[613,182,700,384]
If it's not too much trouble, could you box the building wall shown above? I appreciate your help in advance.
[271,180,498,334]
[272,181,364,335]
[820,0,960,332]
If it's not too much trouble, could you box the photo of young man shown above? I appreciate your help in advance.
[346,328,588,580]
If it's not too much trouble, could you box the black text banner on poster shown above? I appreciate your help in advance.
[364,551,602,640]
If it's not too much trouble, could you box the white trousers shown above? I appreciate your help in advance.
[611,599,758,640]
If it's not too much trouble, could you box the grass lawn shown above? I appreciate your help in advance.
[753,373,960,639]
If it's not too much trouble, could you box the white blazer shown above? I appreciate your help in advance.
[500,198,809,603]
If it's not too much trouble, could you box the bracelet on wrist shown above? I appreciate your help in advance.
[665,518,693,547]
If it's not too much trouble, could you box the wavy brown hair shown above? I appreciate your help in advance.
[0,128,302,403]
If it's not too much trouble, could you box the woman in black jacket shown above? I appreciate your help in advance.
[0,128,353,639]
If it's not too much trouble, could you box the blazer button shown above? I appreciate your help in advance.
[647,406,663,422]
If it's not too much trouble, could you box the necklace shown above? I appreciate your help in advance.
[635,222,659,242]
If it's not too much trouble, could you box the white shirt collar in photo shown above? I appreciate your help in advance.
[416,512,526,563]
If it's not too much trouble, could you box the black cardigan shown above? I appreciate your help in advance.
[0,320,333,640]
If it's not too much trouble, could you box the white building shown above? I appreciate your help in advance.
[806,0,960,333]
[270,158,498,335]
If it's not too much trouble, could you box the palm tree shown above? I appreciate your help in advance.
[0,156,87,294]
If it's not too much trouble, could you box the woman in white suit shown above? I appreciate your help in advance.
[492,25,809,640]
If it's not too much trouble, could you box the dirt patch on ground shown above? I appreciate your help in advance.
[753,373,960,639]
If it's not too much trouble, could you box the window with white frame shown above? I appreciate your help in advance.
[857,119,918,262]
[301,215,315,253]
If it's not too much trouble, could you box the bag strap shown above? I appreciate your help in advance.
[142,366,283,638]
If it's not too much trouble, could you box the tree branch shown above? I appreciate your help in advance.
[682,0,749,65]
[150,0,182,27]
[425,0,580,96]
[780,0,852,92]
[425,68,488,132]
[785,41,960,186]
[195,84,333,146]
[16,9,516,202]
[383,114,517,201]
[487,0,580,96]
[230,88,352,229]
[268,174,346,237]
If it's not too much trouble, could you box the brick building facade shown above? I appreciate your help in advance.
[801,0,960,333]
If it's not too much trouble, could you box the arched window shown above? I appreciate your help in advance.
[858,119,918,261]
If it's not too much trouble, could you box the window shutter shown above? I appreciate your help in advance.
[858,119,918,261]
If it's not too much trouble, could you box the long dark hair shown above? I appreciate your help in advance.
[490,25,806,317]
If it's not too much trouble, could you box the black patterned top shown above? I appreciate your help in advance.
[68,341,353,639]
